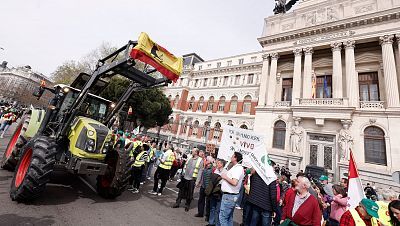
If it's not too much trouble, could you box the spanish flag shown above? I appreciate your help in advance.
[130,32,183,82]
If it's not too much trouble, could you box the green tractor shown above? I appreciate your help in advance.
[0,35,181,202]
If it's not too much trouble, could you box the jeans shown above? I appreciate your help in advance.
[247,203,272,226]
[198,187,210,217]
[146,161,154,178]
[274,205,282,225]
[0,122,9,132]
[219,193,239,226]
[236,183,244,207]
[209,196,221,226]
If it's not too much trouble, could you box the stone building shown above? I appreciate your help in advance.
[0,63,53,107]
[255,0,400,189]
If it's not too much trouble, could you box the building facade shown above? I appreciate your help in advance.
[0,63,53,107]
[255,0,400,189]
[150,52,262,153]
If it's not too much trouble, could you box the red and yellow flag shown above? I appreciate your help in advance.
[130,32,183,82]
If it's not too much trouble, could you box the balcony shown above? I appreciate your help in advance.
[298,98,347,106]
[274,101,291,108]
[360,101,385,109]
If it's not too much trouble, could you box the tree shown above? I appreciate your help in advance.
[52,60,84,84]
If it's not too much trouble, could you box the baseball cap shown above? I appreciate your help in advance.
[361,198,379,219]
[319,175,329,181]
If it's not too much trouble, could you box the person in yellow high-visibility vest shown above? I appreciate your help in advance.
[146,141,157,179]
[172,148,204,212]
[149,143,175,196]
[339,198,382,226]
[127,144,149,193]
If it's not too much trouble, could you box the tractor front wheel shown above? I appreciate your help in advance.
[10,136,56,202]
[96,147,133,199]
[1,114,31,171]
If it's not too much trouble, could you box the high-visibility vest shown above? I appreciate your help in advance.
[129,140,143,157]
[184,157,202,178]
[159,151,175,170]
[349,208,379,226]
[376,201,390,226]
[133,151,146,168]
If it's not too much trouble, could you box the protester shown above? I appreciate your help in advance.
[389,200,400,226]
[376,189,397,226]
[196,156,214,220]
[0,111,16,138]
[319,175,334,198]
[146,141,157,179]
[128,144,149,193]
[365,183,378,200]
[207,158,227,226]
[281,176,322,226]
[340,178,349,193]
[150,145,175,196]
[172,148,203,212]
[339,198,381,226]
[245,169,277,226]
[219,152,244,226]
[313,183,329,222]
[283,179,298,208]
[329,185,348,226]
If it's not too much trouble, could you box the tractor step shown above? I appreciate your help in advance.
[67,157,107,175]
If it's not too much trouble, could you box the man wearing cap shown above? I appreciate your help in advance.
[319,175,334,198]
[339,198,382,226]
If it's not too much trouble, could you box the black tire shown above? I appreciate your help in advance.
[1,114,31,171]
[96,146,133,199]
[10,136,56,202]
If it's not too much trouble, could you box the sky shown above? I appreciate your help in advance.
[0,0,274,77]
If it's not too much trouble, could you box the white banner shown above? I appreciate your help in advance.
[218,125,277,185]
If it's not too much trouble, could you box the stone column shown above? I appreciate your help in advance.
[380,35,400,108]
[331,42,343,98]
[266,53,279,106]
[345,40,359,107]
[292,48,303,105]
[258,54,270,106]
[303,47,314,99]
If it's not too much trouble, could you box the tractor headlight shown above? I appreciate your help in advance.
[102,148,107,154]
[87,139,95,146]
[104,142,109,148]
[88,130,95,136]
[87,146,94,152]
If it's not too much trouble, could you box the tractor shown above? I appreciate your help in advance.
[0,34,182,202]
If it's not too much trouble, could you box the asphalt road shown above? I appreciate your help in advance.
[0,123,242,226]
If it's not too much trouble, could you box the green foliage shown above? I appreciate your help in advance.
[52,60,85,84]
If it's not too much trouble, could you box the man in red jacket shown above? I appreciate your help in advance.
[281,176,322,226]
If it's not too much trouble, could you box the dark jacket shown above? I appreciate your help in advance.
[247,172,277,212]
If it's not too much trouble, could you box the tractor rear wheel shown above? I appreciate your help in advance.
[10,136,56,202]
[96,146,133,199]
[1,114,31,171]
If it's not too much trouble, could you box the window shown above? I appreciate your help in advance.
[273,121,286,149]
[174,95,180,109]
[207,96,215,111]
[218,96,226,112]
[192,121,199,136]
[182,120,188,134]
[213,122,222,140]
[243,95,252,113]
[227,60,232,67]
[359,72,380,101]
[234,75,241,85]
[251,56,257,63]
[238,58,244,65]
[228,120,233,126]
[316,75,332,98]
[199,65,202,70]
[217,62,221,68]
[230,96,238,113]
[213,77,218,86]
[188,97,195,110]
[240,124,248,130]
[281,78,293,101]
[223,76,229,86]
[198,96,204,111]
[364,126,386,165]
[194,79,199,87]
[247,74,254,84]
[203,78,208,87]
[207,64,211,68]
[202,121,210,137]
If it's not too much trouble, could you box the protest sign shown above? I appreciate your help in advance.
[217,125,277,185]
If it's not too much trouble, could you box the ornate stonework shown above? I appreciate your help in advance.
[270,52,279,60]
[304,47,314,55]
[293,48,303,57]
[331,42,342,51]
[344,40,356,49]
[380,35,394,45]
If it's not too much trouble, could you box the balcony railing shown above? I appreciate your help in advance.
[298,98,345,106]
[360,101,385,109]
[274,101,291,107]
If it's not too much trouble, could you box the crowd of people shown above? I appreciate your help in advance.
[0,102,24,138]
[110,130,400,226]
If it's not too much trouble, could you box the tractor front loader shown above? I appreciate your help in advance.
[1,33,182,202]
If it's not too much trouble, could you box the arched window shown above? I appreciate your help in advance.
[240,124,248,130]
[168,117,174,131]
[243,95,252,113]
[202,121,210,137]
[228,120,233,126]
[273,120,286,149]
[207,96,215,111]
[197,96,204,111]
[218,96,226,112]
[192,120,199,136]
[214,122,222,140]
[188,96,195,110]
[174,95,180,109]
[230,96,238,113]
[364,126,387,165]
[181,120,188,134]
